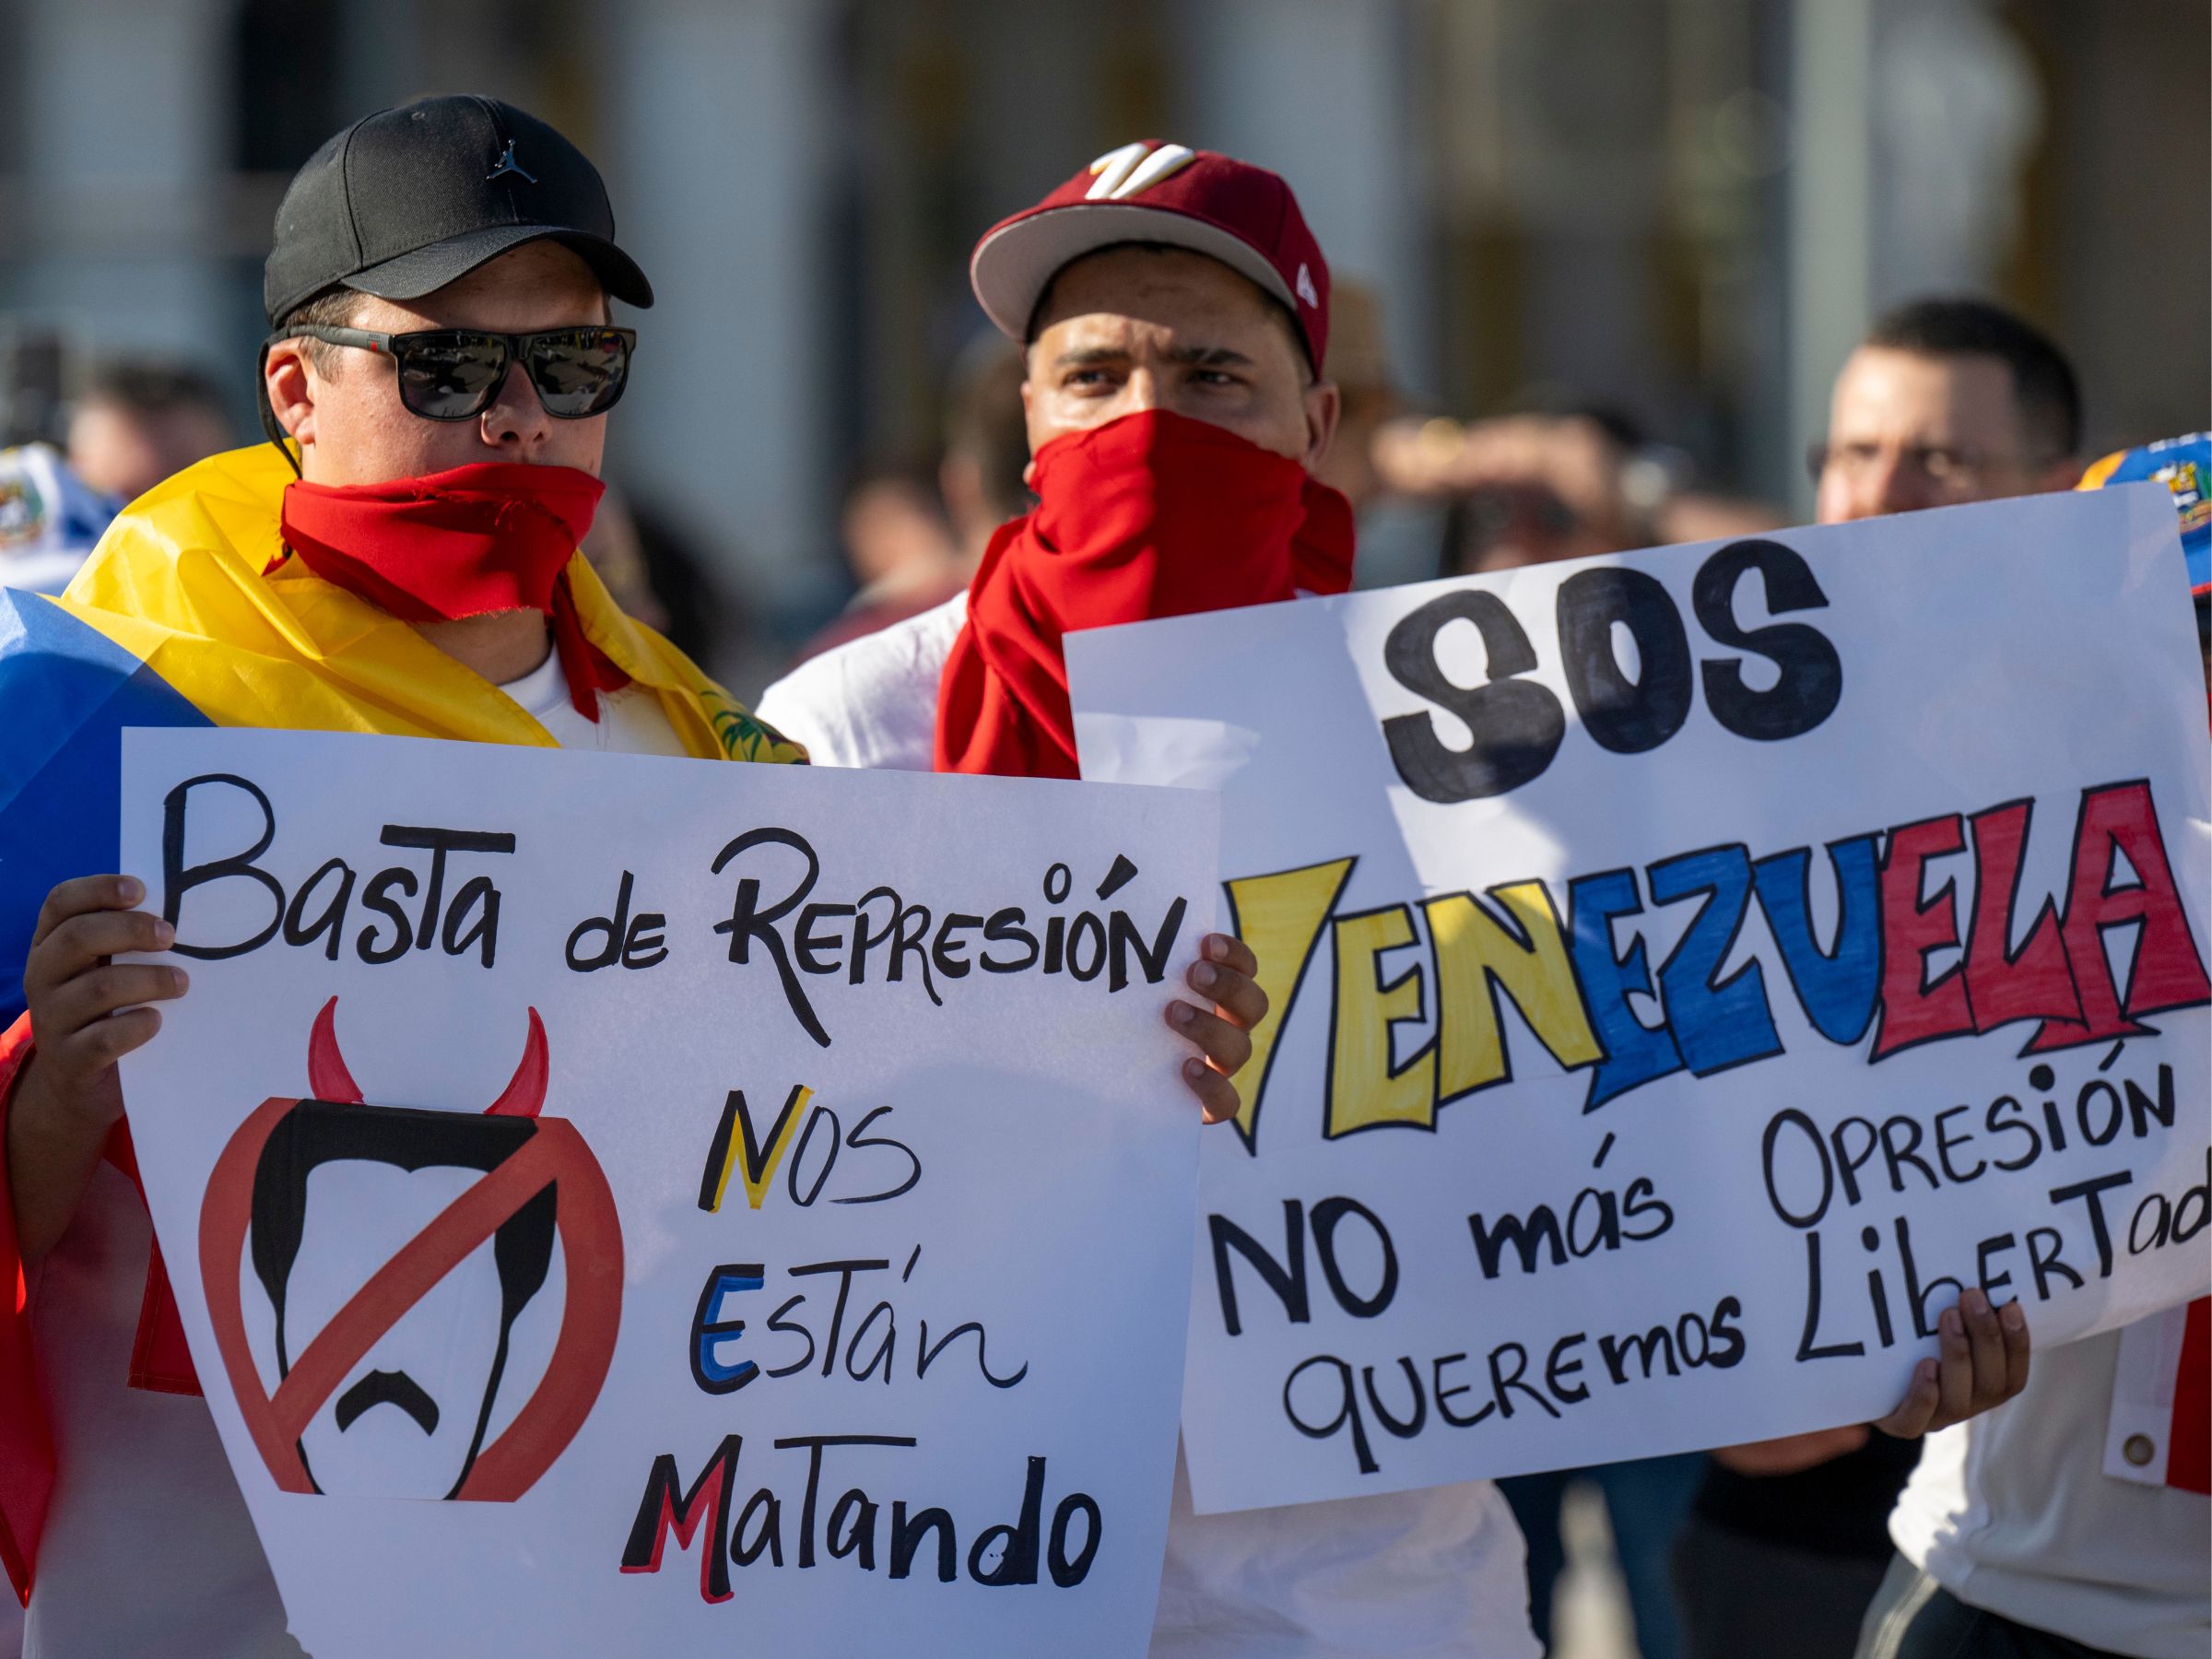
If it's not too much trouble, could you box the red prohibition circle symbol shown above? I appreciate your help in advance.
[197,1001,623,1500]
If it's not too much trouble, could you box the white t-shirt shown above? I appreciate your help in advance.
[758,598,1543,1659]
[499,646,690,757]
[1889,1321,2210,1659]
[22,653,683,1658]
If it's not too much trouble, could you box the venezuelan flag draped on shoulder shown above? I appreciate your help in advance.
[0,443,804,1020]
[0,443,801,1601]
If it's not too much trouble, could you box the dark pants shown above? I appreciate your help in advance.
[1671,1512,1890,1659]
[1855,1555,2127,1659]
[1502,1453,1702,1659]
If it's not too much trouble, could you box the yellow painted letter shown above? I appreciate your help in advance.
[1326,904,1438,1137]
[1222,857,1357,1151]
[1424,883,1600,1100]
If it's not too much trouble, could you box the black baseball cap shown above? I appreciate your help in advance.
[263,94,653,327]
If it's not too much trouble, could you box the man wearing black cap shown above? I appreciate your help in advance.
[0,97,1264,1656]
[0,93,757,1659]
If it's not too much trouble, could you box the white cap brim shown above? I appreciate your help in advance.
[970,203,1299,347]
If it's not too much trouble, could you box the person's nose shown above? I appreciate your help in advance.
[1124,368,1162,414]
[1864,451,1931,516]
[478,359,552,452]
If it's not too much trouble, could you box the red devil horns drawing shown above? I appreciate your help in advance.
[307,996,548,1118]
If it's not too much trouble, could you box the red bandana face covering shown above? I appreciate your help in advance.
[278,462,627,720]
[935,408,1357,778]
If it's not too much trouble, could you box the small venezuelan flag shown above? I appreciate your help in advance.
[0,586,210,1022]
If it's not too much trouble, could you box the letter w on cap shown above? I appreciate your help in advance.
[1086,141,1197,201]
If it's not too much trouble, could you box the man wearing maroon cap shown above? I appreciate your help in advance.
[759,142,1545,1659]
[762,139,1351,784]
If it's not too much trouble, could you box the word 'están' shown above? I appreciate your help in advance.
[1227,780,2210,1149]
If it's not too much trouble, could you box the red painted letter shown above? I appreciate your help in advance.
[1963,800,2083,1034]
[1873,814,1974,1058]
[2030,782,2212,1051]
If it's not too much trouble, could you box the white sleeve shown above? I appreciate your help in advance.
[753,594,964,771]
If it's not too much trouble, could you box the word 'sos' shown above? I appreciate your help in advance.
[1381,539,1840,803]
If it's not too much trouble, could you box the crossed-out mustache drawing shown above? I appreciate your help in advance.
[203,999,621,1504]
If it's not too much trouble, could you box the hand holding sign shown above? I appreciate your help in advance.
[1873,1287,2030,1439]
[1715,1285,2031,1475]
[1171,933,1266,1124]
[7,877,187,1261]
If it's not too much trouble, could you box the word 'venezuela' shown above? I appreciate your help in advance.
[1227,539,2208,1147]
[1228,774,2206,1143]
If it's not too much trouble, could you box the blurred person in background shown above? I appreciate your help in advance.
[794,455,959,661]
[841,457,959,599]
[1373,403,1784,576]
[1313,279,1464,593]
[582,482,677,634]
[1311,280,1399,513]
[1855,431,2209,1659]
[937,332,1034,565]
[64,358,234,504]
[1675,293,2077,1659]
[587,484,764,692]
[1500,1454,1704,1659]
[1809,297,2083,524]
[0,444,117,595]
[1381,406,1665,571]
[797,333,1031,663]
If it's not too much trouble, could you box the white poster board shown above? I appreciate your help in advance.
[1068,485,2212,1514]
[116,728,1216,1657]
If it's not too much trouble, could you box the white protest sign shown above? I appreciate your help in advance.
[1068,485,2212,1514]
[116,728,1216,1657]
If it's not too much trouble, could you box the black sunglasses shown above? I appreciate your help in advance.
[271,324,636,421]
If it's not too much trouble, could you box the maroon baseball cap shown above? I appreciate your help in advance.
[970,141,1331,373]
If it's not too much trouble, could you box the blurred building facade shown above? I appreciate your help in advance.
[1,0,2204,655]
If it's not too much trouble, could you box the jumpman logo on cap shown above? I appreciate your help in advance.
[487,140,537,184]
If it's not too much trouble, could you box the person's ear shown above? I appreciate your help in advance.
[1301,377,1342,474]
[265,339,320,451]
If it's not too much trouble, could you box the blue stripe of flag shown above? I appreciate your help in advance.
[0,589,210,1024]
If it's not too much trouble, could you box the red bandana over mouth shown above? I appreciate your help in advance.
[935,409,1356,778]
[278,462,628,721]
